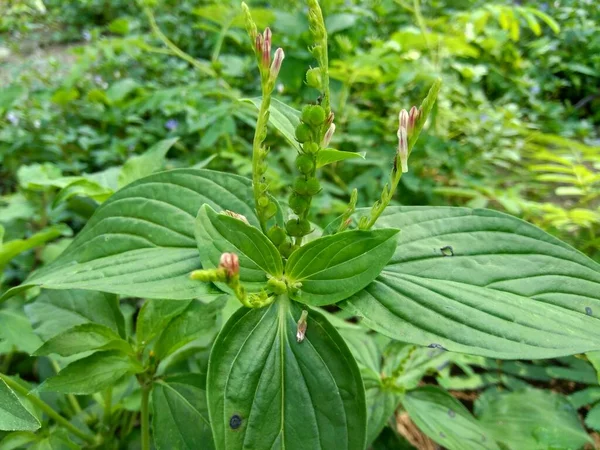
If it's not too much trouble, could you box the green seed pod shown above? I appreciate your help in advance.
[305,177,321,195]
[303,142,319,154]
[289,193,310,214]
[305,67,322,89]
[267,225,286,246]
[263,201,277,220]
[267,277,287,295]
[293,176,309,195]
[302,105,326,126]
[279,241,295,258]
[296,154,314,174]
[286,218,311,237]
[295,123,312,143]
[258,195,270,208]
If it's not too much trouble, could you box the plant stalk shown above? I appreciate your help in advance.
[140,384,151,450]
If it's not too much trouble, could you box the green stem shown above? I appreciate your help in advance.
[0,348,14,373]
[140,384,151,450]
[212,17,234,62]
[361,157,403,230]
[0,374,96,444]
[103,387,112,425]
[251,95,271,233]
[50,359,83,417]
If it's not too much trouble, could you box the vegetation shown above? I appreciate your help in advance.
[1,0,599,449]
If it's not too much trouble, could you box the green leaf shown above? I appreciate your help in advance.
[0,225,72,271]
[38,351,143,395]
[242,97,302,152]
[25,289,126,341]
[316,149,365,169]
[286,229,400,306]
[476,388,591,449]
[33,324,132,357]
[568,387,600,409]
[0,431,39,449]
[525,7,560,34]
[53,179,113,207]
[195,204,283,292]
[207,297,366,450]
[585,402,600,432]
[403,386,499,450]
[154,298,224,360]
[341,206,600,358]
[0,379,40,431]
[2,169,260,302]
[152,375,214,450]
[118,138,178,189]
[136,299,192,346]
[0,309,43,354]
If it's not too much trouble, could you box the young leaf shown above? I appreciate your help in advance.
[0,379,40,431]
[207,297,366,450]
[0,225,72,271]
[25,289,126,341]
[341,206,600,358]
[136,299,192,346]
[2,169,260,302]
[33,323,132,357]
[286,229,400,306]
[0,309,43,354]
[195,204,283,291]
[152,375,214,450]
[476,388,591,449]
[118,137,179,189]
[242,97,302,152]
[316,149,365,169]
[403,386,499,450]
[38,350,143,395]
[154,298,224,360]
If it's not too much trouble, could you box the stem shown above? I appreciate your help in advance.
[50,359,83,417]
[103,387,112,424]
[0,348,14,373]
[361,158,403,230]
[212,17,234,62]
[140,384,151,450]
[251,96,271,233]
[143,7,218,79]
[0,374,96,444]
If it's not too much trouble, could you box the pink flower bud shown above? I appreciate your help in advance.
[397,127,408,173]
[255,34,263,56]
[296,310,308,343]
[321,123,335,148]
[219,253,239,278]
[399,109,409,130]
[269,48,285,81]
[326,111,335,126]
[408,106,419,134]
[262,28,272,68]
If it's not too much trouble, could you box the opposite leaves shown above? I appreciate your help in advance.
[286,229,400,306]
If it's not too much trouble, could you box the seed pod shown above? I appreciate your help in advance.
[302,105,326,126]
[262,201,277,220]
[305,67,322,89]
[303,142,319,154]
[295,123,312,143]
[293,176,309,195]
[279,241,295,258]
[258,195,270,208]
[289,193,310,214]
[305,177,321,195]
[295,154,314,174]
[267,225,287,246]
[285,218,308,237]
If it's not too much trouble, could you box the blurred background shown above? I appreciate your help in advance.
[0,0,599,447]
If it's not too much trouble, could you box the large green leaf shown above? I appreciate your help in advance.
[195,204,283,292]
[341,206,600,358]
[207,297,366,450]
[403,386,499,450]
[0,379,40,431]
[38,350,143,395]
[286,229,400,306]
[476,388,591,449]
[152,374,214,450]
[2,169,260,301]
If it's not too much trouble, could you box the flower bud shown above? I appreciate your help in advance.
[399,109,409,130]
[219,253,240,277]
[325,111,335,126]
[408,106,419,134]
[397,126,408,173]
[296,310,308,343]
[262,28,272,68]
[321,123,335,147]
[305,67,321,89]
[269,48,284,81]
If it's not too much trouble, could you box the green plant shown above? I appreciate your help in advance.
[1,1,600,449]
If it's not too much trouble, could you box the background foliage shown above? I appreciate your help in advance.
[1,0,599,448]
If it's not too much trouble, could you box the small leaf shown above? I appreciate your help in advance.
[242,97,302,151]
[195,204,283,291]
[0,309,43,354]
[286,229,400,306]
[207,297,366,450]
[342,206,600,358]
[38,351,143,395]
[0,379,40,431]
[152,375,214,450]
[316,149,365,168]
[0,225,72,271]
[585,403,600,432]
[53,179,114,207]
[33,323,132,357]
[403,386,499,450]
[136,299,192,346]
[118,138,179,189]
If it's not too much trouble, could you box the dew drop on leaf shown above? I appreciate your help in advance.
[586,306,593,316]
[229,414,242,430]
[428,343,447,351]
[448,409,456,418]
[440,245,454,256]
[439,432,446,438]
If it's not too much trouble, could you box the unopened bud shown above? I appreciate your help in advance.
[219,253,239,277]
[397,127,408,173]
[221,210,250,225]
[408,106,419,134]
[296,310,309,343]
[321,123,335,147]
[399,109,409,130]
[255,34,263,56]
[269,48,284,81]
[262,28,272,68]
[326,111,335,126]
